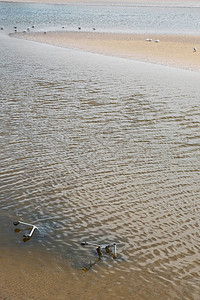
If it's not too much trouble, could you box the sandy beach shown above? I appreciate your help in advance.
[4,0,200,71]
[11,31,200,72]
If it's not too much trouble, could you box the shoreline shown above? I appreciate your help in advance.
[10,31,200,72]
[1,0,200,7]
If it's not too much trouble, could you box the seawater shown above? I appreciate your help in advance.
[0,2,200,299]
[1,2,200,34]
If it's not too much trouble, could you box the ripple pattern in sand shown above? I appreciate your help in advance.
[0,36,200,298]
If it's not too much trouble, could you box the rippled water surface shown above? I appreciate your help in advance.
[1,1,200,34]
[0,2,200,299]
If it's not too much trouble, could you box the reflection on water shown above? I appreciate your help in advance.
[0,31,200,298]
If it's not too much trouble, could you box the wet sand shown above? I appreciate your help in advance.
[11,31,200,72]
[1,247,196,300]
[0,247,158,300]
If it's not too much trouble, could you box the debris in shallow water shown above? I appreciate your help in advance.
[80,241,117,270]
[81,242,117,258]
[13,220,38,241]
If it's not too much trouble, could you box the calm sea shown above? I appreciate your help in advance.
[0,2,200,299]
[1,1,200,34]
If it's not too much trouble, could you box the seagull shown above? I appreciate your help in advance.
[193,47,197,52]
[146,38,152,42]
[155,39,159,43]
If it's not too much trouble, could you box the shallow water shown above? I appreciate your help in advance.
[1,1,200,34]
[0,2,200,299]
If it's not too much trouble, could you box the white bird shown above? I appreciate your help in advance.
[193,47,197,52]
[146,38,152,42]
[155,39,159,43]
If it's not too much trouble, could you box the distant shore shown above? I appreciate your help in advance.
[10,31,200,72]
[1,0,200,6]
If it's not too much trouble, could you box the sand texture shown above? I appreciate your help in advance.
[11,31,200,72]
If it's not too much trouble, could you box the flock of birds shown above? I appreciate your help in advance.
[1,25,35,32]
[146,37,197,52]
[0,26,198,52]
[146,38,159,42]
[0,25,96,33]
[62,26,96,31]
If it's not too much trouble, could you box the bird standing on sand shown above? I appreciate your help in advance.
[193,47,197,52]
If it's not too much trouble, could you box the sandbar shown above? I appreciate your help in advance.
[10,31,200,72]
